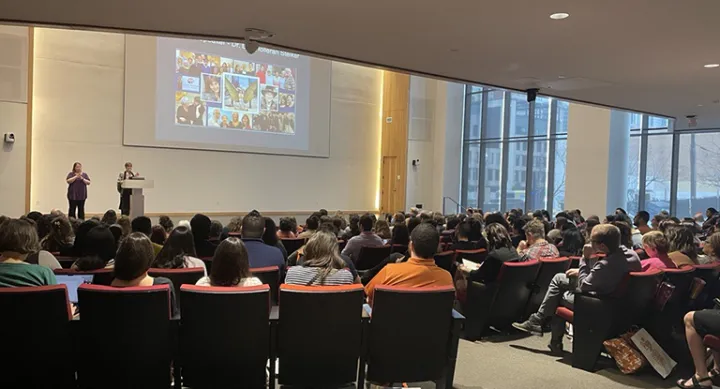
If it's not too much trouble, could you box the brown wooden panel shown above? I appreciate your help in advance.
[379,71,409,214]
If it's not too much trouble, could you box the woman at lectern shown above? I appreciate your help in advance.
[118,162,138,216]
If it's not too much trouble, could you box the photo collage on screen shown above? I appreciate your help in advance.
[175,50,297,134]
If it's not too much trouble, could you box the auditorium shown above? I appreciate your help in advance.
[1,2,720,389]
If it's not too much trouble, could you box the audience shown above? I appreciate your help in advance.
[285,230,356,286]
[341,214,361,241]
[513,224,631,354]
[117,215,132,239]
[666,225,699,267]
[196,237,261,287]
[262,217,288,259]
[208,220,223,243]
[640,231,676,271]
[391,223,410,247]
[701,232,720,264]
[40,216,75,253]
[277,217,297,239]
[510,216,531,248]
[153,226,206,275]
[158,215,174,235]
[374,220,392,240]
[72,225,116,271]
[150,225,166,246]
[0,218,57,287]
[517,219,559,260]
[35,214,54,241]
[101,209,118,226]
[72,219,102,257]
[451,218,486,251]
[240,214,284,269]
[557,228,584,257]
[458,223,520,285]
[342,213,385,261]
[297,216,320,239]
[634,211,651,235]
[610,221,642,271]
[132,216,163,255]
[110,232,178,318]
[365,223,453,305]
[702,207,719,232]
[190,214,217,258]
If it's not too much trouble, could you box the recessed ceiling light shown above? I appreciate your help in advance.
[557,75,566,79]
[704,63,720,68]
[550,12,570,20]
[698,104,704,107]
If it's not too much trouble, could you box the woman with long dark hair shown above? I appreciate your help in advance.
[153,226,206,274]
[262,217,287,259]
[41,216,74,253]
[459,223,520,285]
[195,237,261,287]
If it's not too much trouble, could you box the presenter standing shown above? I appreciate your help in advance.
[66,162,90,219]
[118,162,138,216]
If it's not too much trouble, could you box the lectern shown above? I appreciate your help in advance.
[121,179,154,219]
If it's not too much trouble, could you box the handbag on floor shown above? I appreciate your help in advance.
[603,328,647,374]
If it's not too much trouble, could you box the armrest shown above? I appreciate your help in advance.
[452,309,465,321]
[363,303,372,317]
[270,305,279,321]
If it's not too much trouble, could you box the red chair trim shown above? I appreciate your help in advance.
[556,306,574,322]
[79,284,171,293]
[251,266,280,273]
[148,268,205,274]
[504,259,539,267]
[664,267,695,274]
[693,263,720,270]
[455,249,487,254]
[539,257,570,263]
[181,284,269,293]
[54,268,113,274]
[0,285,73,321]
[434,251,455,257]
[374,285,455,293]
[630,268,664,277]
[280,284,364,293]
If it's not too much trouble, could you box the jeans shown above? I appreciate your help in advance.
[537,273,576,342]
[68,199,86,220]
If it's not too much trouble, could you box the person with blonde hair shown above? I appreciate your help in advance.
[640,231,676,271]
[285,230,355,286]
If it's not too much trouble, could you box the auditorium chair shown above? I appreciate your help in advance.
[200,256,213,272]
[455,248,487,264]
[366,285,462,389]
[0,285,75,388]
[464,260,540,340]
[524,257,571,318]
[569,256,581,269]
[179,284,270,388]
[692,262,720,309]
[55,255,77,269]
[554,270,663,371]
[251,265,280,304]
[76,284,173,389]
[281,238,305,256]
[705,335,720,351]
[440,231,454,244]
[54,267,115,285]
[433,250,456,274]
[391,244,408,254]
[277,284,364,388]
[148,267,205,308]
[355,245,392,271]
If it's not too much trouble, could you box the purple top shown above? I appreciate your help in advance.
[66,172,90,200]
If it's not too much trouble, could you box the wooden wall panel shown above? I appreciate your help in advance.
[379,71,409,214]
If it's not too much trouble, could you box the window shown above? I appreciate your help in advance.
[461,86,568,214]
[677,132,720,218]
[644,135,673,216]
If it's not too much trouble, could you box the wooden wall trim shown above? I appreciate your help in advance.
[379,71,410,214]
[24,26,34,214]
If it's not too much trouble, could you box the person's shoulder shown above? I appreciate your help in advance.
[195,276,211,286]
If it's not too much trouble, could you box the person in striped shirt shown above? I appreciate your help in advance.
[285,231,356,286]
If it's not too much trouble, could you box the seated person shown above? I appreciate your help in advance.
[510,216,531,248]
[240,214,285,269]
[342,213,385,261]
[152,226,207,275]
[297,216,320,240]
[262,217,288,260]
[40,216,75,253]
[557,228,584,257]
[0,218,57,287]
[132,216,163,256]
[451,218,487,251]
[110,232,178,318]
[677,309,720,388]
[150,225,166,246]
[190,214,217,258]
[390,223,410,248]
[458,223,520,285]
[276,217,297,239]
[666,225,699,267]
[196,237,262,287]
[364,223,453,305]
[208,220,223,243]
[512,224,631,354]
[517,220,559,260]
[610,221,642,271]
[72,225,117,271]
[700,233,720,264]
[640,231,677,271]
[634,211,652,235]
[285,231,357,286]
[287,224,359,280]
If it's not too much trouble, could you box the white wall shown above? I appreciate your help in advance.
[564,103,612,218]
[0,26,29,217]
[406,76,463,213]
[31,28,383,215]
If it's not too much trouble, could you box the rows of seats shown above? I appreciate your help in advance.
[0,282,463,389]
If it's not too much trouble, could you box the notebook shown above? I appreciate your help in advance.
[461,259,481,271]
[55,274,94,304]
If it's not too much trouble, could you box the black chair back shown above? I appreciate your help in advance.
[180,284,270,388]
[281,238,306,256]
[251,266,280,304]
[433,251,456,273]
[55,256,76,269]
[148,267,205,307]
[455,248,487,264]
[693,263,720,309]
[200,256,214,272]
[525,257,570,317]
[624,269,664,325]
[0,285,74,388]
[367,285,456,383]
[278,284,364,387]
[77,284,172,389]
[391,244,408,254]
[356,245,392,270]
[54,267,115,285]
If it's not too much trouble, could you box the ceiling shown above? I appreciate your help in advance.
[2,0,720,128]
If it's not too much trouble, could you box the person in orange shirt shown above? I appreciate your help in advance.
[364,223,453,305]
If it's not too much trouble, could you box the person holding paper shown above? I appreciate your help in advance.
[458,223,520,285]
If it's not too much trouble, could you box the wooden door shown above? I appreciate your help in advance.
[381,156,399,214]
